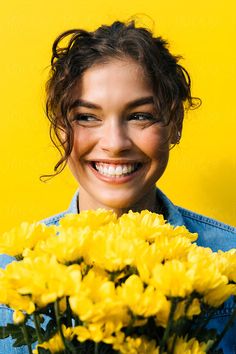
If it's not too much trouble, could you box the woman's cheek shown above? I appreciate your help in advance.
[72,128,96,156]
[139,129,170,159]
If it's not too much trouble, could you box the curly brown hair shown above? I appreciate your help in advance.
[44,20,200,178]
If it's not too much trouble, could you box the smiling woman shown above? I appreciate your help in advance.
[1,20,236,353]
[44,21,194,216]
[67,58,172,215]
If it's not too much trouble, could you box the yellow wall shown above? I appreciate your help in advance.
[1,0,236,233]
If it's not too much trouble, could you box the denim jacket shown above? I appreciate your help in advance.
[1,188,236,353]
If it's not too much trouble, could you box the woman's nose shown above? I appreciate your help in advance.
[99,119,132,154]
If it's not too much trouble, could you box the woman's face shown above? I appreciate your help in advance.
[67,58,172,213]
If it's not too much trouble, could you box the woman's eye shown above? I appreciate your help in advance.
[129,113,157,122]
[72,114,99,123]
[74,114,96,121]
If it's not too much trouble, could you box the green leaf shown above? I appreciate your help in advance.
[12,335,30,347]
[3,323,22,334]
[43,319,57,341]
[0,323,24,339]
[1,323,37,347]
[171,317,192,336]
[38,348,51,354]
[0,326,10,339]
[195,328,218,343]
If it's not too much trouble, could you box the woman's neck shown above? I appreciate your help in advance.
[77,186,160,217]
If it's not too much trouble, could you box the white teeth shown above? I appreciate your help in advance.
[122,165,128,174]
[108,165,115,175]
[94,163,139,177]
[103,165,108,174]
[115,166,123,175]
[127,165,132,173]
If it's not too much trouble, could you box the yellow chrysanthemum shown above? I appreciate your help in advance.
[69,268,129,326]
[112,334,159,354]
[0,222,55,257]
[204,283,236,307]
[154,300,171,328]
[154,235,197,263]
[59,209,117,229]
[13,310,26,324]
[31,226,93,264]
[167,336,212,354]
[118,211,197,244]
[151,260,193,298]
[119,209,165,226]
[2,255,81,308]
[167,225,198,242]
[118,210,165,241]
[187,247,229,295]
[84,224,143,271]
[0,268,35,313]
[174,298,201,320]
[117,274,168,318]
[73,321,123,343]
[216,249,236,283]
[33,325,74,354]
[135,242,161,283]
[23,210,117,264]
[134,234,197,284]
[72,325,91,342]
[1,209,235,353]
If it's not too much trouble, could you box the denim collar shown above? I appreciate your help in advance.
[67,188,185,227]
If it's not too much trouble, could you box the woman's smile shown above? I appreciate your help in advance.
[87,160,147,183]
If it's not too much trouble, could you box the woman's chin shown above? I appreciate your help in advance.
[97,198,136,211]
[90,190,154,213]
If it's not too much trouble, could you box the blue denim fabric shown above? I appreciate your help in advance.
[1,188,236,353]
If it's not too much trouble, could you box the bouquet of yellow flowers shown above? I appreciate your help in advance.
[0,210,236,353]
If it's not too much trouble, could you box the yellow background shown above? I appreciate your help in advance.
[1,0,236,233]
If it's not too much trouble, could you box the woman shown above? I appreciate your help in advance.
[1,20,236,353]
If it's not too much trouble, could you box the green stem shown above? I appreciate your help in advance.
[54,301,78,354]
[94,342,99,354]
[74,315,79,326]
[184,293,196,315]
[63,339,78,354]
[21,323,32,354]
[54,300,67,350]
[66,297,72,327]
[159,298,178,354]
[170,332,178,354]
[207,304,236,353]
[33,313,44,343]
[170,295,196,354]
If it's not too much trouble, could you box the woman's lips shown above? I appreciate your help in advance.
[88,161,145,184]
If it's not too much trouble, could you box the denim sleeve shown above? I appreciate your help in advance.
[209,314,236,354]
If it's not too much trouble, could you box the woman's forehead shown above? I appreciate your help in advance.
[71,58,153,107]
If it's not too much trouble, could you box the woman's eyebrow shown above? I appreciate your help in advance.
[126,96,154,109]
[69,99,100,110]
[69,96,154,111]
